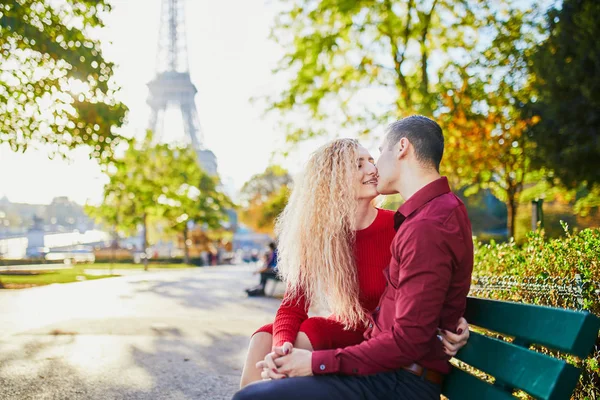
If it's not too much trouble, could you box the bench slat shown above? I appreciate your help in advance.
[455,331,581,400]
[464,297,600,358]
[442,367,515,400]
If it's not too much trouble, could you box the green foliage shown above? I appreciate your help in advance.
[266,0,495,140]
[240,165,292,203]
[260,185,291,229]
[0,264,115,288]
[0,0,128,160]
[437,3,552,239]
[87,133,232,263]
[86,134,160,240]
[574,184,600,217]
[153,146,232,234]
[473,226,600,398]
[475,226,600,285]
[523,0,600,188]
[240,165,292,233]
[267,0,569,240]
[378,193,403,212]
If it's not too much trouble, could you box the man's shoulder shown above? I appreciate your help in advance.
[419,192,465,223]
[400,193,468,236]
[398,217,441,239]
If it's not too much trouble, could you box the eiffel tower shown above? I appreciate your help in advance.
[146,0,217,175]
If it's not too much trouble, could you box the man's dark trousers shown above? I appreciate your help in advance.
[232,369,441,400]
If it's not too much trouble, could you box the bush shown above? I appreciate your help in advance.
[473,224,600,399]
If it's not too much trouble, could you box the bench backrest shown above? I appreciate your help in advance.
[442,297,600,400]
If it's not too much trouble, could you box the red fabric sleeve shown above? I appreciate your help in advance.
[272,286,310,348]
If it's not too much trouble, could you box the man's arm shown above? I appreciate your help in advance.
[312,221,454,376]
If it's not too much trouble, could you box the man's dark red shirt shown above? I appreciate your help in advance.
[311,177,473,376]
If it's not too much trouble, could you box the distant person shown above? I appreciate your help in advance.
[245,242,278,297]
[238,120,472,392]
[250,249,259,264]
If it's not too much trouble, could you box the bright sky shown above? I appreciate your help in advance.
[0,0,314,205]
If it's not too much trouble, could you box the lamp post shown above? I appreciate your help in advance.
[531,198,544,231]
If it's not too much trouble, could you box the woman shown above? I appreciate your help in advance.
[240,139,469,387]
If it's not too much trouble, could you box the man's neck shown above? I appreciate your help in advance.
[398,169,442,201]
[354,199,378,230]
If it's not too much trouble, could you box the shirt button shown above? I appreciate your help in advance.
[368,323,373,328]
[375,306,380,312]
[320,364,326,371]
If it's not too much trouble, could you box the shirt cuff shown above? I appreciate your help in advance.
[311,349,339,375]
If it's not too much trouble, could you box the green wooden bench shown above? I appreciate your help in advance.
[442,297,600,400]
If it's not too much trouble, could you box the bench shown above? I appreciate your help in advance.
[442,297,600,400]
[263,270,282,297]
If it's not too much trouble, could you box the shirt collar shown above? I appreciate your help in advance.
[394,177,451,230]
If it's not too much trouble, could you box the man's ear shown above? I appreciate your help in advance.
[396,137,410,160]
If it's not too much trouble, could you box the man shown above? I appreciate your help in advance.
[246,242,279,297]
[233,115,474,400]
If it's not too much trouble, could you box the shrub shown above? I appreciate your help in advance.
[472,224,599,399]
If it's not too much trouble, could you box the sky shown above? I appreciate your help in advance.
[0,0,313,205]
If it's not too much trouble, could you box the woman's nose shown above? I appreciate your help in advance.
[366,163,378,175]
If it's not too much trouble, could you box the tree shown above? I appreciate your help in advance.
[265,0,496,142]
[523,0,600,188]
[87,134,168,270]
[439,6,550,239]
[267,1,597,238]
[240,166,292,233]
[440,76,539,239]
[156,146,233,264]
[88,135,233,266]
[0,0,128,160]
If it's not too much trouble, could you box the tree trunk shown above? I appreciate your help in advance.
[419,0,437,115]
[142,212,149,271]
[507,195,517,240]
[110,228,117,276]
[183,227,190,265]
[384,0,413,111]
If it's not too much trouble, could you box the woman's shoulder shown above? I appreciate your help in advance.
[375,208,397,230]
[356,207,396,236]
[375,208,396,220]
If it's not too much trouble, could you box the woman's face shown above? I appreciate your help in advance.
[355,145,379,201]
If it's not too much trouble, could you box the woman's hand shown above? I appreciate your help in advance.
[439,317,470,356]
[256,342,293,380]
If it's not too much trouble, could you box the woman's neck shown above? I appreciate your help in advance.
[354,199,378,230]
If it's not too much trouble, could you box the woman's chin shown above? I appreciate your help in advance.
[360,189,379,201]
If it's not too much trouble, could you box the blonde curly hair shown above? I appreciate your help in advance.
[275,138,368,329]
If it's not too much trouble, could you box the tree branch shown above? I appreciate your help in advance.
[419,0,438,113]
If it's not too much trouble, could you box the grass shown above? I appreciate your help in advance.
[0,263,195,289]
[92,262,196,270]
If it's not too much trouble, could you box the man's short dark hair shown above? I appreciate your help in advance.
[385,115,444,171]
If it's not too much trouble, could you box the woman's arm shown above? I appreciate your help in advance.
[439,317,470,356]
[272,286,310,348]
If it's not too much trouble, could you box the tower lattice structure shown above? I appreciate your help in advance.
[146,0,217,175]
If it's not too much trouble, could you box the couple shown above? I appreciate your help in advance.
[235,115,474,399]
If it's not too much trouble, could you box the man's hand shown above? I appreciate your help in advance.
[273,348,313,378]
[439,317,470,356]
[256,342,293,380]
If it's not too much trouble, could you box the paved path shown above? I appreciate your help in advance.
[0,265,282,399]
